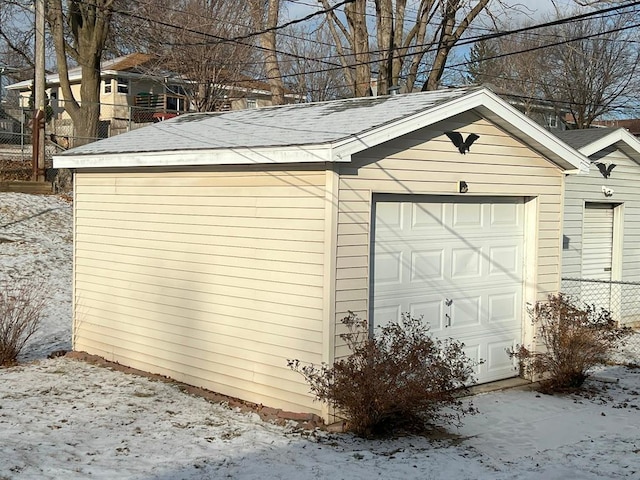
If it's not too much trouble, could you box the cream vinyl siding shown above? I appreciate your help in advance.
[334,112,564,357]
[73,166,327,414]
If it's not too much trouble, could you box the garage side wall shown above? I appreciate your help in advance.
[335,112,565,358]
[73,166,327,414]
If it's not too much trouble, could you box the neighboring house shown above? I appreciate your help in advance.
[481,84,569,133]
[6,53,299,142]
[591,119,640,137]
[556,128,640,327]
[53,86,588,421]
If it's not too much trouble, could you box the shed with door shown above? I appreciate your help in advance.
[55,87,588,421]
[557,128,640,327]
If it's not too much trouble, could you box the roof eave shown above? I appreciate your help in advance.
[53,144,340,169]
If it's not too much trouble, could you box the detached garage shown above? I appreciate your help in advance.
[557,127,640,326]
[55,87,588,421]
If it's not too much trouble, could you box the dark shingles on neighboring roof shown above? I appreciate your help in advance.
[61,87,477,156]
[555,128,617,150]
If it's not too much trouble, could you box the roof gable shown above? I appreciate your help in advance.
[556,128,640,164]
[54,87,589,173]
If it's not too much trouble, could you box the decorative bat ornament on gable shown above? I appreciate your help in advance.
[445,131,480,154]
[594,161,616,179]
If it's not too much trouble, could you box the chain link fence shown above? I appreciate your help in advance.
[562,277,640,366]
[0,100,177,182]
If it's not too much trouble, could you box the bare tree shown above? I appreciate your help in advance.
[540,9,640,127]
[47,0,116,145]
[318,0,497,97]
[279,23,350,102]
[472,7,640,127]
[0,2,35,76]
[129,0,259,112]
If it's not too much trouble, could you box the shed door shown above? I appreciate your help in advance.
[372,196,524,384]
[581,203,614,310]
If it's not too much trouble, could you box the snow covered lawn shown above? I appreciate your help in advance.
[1,193,639,479]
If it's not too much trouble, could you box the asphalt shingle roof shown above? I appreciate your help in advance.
[554,128,617,149]
[62,87,476,156]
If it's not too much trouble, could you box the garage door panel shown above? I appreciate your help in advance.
[488,292,519,323]
[412,203,445,231]
[450,296,481,327]
[374,251,403,285]
[375,202,403,232]
[373,196,524,384]
[410,249,444,282]
[490,202,521,227]
[486,339,518,380]
[489,245,520,277]
[453,203,483,228]
[451,248,482,279]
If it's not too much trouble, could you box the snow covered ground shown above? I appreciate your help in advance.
[1,192,639,480]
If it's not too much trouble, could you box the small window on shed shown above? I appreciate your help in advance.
[116,77,129,94]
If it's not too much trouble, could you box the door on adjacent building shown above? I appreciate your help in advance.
[372,195,525,384]
[581,203,614,312]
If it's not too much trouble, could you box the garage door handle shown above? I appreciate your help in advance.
[604,267,612,272]
[445,298,453,327]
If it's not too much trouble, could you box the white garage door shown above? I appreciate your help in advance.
[372,195,525,383]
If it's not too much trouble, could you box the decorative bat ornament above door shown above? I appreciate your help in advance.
[445,131,480,154]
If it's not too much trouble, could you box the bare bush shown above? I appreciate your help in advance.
[289,312,477,437]
[0,279,47,366]
[509,294,631,392]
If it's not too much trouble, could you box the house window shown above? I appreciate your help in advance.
[247,98,257,109]
[104,79,112,94]
[116,77,129,94]
[547,114,558,129]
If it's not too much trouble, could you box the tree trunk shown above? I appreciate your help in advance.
[261,0,285,105]
[46,0,114,146]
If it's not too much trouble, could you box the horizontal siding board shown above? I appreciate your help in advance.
[75,269,324,312]
[75,255,323,288]
[75,264,323,318]
[79,201,325,219]
[76,220,325,243]
[76,208,326,231]
[76,237,325,266]
[76,193,326,208]
[78,305,322,360]
[75,184,326,197]
[76,228,324,254]
[75,247,325,277]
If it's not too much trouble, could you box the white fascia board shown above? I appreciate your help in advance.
[53,144,339,169]
[580,128,640,161]
[332,88,590,174]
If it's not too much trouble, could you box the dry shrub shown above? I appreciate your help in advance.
[289,312,477,437]
[0,279,47,366]
[509,293,631,392]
